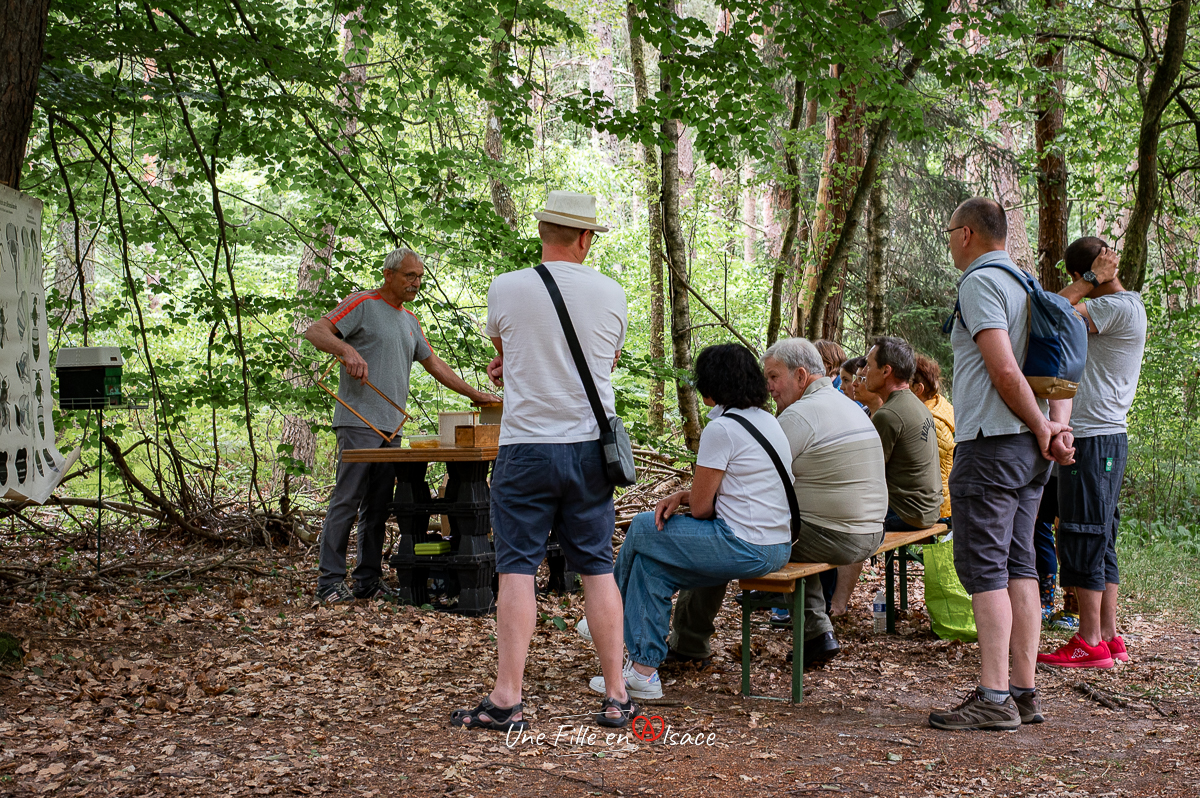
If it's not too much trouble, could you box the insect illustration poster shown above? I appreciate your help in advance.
[0,184,70,503]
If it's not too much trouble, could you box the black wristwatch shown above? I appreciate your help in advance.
[1082,270,1100,287]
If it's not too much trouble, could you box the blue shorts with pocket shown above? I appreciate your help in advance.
[491,441,616,576]
[1057,433,1127,591]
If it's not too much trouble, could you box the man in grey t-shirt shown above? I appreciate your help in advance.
[1038,238,1144,670]
[929,198,1074,732]
[305,247,498,604]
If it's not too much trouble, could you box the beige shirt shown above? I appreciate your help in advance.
[777,378,888,536]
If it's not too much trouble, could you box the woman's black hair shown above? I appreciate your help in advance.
[693,343,769,409]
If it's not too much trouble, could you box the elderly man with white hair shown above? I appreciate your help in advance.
[668,337,888,669]
[305,246,499,604]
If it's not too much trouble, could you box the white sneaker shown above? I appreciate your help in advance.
[589,659,663,700]
[576,617,593,644]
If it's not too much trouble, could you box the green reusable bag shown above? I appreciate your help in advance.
[922,539,978,642]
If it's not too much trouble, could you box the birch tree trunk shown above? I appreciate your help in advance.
[659,0,702,452]
[486,17,519,229]
[627,2,666,434]
[864,174,888,347]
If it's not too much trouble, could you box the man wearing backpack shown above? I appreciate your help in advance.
[929,197,1076,731]
[1038,239,1143,669]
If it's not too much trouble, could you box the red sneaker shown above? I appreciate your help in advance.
[1105,635,1130,663]
[1037,634,1115,669]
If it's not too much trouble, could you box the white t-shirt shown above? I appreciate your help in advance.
[1071,291,1146,437]
[485,261,628,445]
[695,406,793,546]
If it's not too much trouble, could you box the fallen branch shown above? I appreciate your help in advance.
[0,496,167,521]
[1073,681,1126,710]
[101,434,228,543]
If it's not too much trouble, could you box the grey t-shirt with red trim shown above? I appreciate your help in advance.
[324,290,432,431]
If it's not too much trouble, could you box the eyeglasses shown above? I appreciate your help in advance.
[943,225,967,235]
[397,272,423,284]
[853,375,866,383]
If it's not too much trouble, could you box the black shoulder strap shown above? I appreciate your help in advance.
[723,411,801,541]
[534,264,612,436]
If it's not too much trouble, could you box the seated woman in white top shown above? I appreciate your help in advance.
[584,343,793,707]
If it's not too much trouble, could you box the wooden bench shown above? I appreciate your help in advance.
[737,523,948,703]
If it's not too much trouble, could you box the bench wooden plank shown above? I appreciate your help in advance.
[737,523,947,593]
[737,522,948,704]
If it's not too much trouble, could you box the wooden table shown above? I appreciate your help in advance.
[341,447,498,463]
[343,446,498,614]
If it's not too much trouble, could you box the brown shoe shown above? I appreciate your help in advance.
[929,688,1021,731]
[1013,689,1044,724]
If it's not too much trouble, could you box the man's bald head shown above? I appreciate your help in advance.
[952,197,1007,244]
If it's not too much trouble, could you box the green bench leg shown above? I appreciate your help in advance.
[741,590,751,697]
[899,545,909,611]
[885,549,896,634]
[792,579,805,703]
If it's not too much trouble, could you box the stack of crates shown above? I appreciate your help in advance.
[388,462,496,616]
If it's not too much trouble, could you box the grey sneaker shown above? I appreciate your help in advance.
[316,582,355,605]
[1013,689,1044,724]
[929,688,1021,731]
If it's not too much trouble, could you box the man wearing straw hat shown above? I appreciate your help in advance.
[305,246,498,605]
[450,191,637,732]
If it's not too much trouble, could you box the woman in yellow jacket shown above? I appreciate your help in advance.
[912,353,954,521]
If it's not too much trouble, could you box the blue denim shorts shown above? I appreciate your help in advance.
[490,441,616,576]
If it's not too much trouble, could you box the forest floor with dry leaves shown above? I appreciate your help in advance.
[2,542,1199,798]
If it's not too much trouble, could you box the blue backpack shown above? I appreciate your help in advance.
[945,261,1088,400]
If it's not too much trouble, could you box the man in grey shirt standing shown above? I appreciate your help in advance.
[928,198,1074,731]
[305,247,498,604]
[1038,238,1143,669]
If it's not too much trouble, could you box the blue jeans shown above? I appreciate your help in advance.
[1034,474,1059,607]
[617,512,790,668]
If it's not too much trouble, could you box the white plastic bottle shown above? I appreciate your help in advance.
[873,588,888,633]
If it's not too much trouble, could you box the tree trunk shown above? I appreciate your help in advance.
[767,79,806,347]
[589,11,618,164]
[803,65,866,341]
[277,16,367,492]
[485,17,519,229]
[1034,7,1068,291]
[864,173,888,347]
[1121,0,1192,290]
[0,0,52,189]
[658,0,702,452]
[627,2,666,434]
[53,219,95,328]
[989,104,1038,273]
[742,165,757,265]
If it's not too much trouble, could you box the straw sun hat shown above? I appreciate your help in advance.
[532,191,610,233]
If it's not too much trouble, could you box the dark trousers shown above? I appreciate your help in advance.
[1034,473,1060,608]
[317,426,404,591]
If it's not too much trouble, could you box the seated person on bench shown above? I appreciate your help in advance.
[585,343,792,700]
[831,336,942,615]
[669,338,888,669]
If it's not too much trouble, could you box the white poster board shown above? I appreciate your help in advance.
[0,184,69,503]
